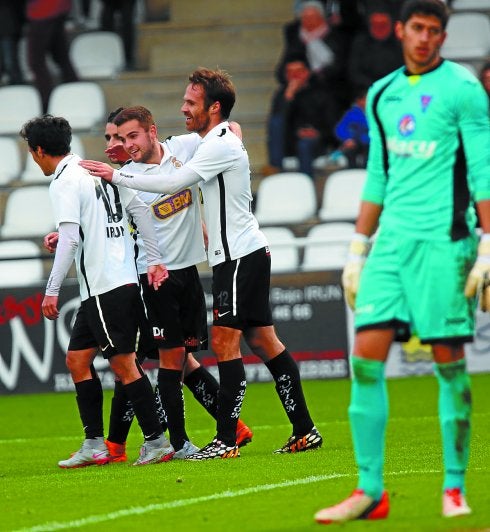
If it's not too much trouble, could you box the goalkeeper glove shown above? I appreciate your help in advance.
[464,234,490,311]
[342,233,370,309]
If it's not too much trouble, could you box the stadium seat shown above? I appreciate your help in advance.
[301,222,355,272]
[261,226,300,273]
[70,31,125,79]
[0,138,22,186]
[0,239,44,287]
[254,172,317,225]
[0,85,42,135]
[318,169,366,222]
[441,12,490,60]
[47,81,106,131]
[452,0,490,11]
[20,135,85,184]
[0,186,55,238]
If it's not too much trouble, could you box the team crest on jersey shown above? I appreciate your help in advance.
[398,114,415,137]
[152,188,192,219]
[170,156,183,168]
[421,95,432,112]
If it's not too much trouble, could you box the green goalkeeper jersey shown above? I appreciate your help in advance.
[363,59,490,241]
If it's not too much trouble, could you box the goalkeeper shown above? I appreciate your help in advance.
[315,0,490,524]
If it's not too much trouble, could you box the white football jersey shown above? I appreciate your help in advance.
[186,122,268,267]
[127,135,207,273]
[49,154,139,300]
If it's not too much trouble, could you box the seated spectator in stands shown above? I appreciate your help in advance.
[479,61,490,102]
[326,86,369,169]
[276,1,351,116]
[347,9,403,91]
[266,56,339,178]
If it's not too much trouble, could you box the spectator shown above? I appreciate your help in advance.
[347,9,404,91]
[479,61,490,101]
[326,86,369,169]
[0,1,25,85]
[100,0,137,71]
[266,56,339,177]
[25,0,79,112]
[276,1,351,115]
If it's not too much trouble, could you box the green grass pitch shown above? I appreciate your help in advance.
[1,374,489,531]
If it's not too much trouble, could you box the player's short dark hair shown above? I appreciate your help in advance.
[189,67,236,119]
[107,107,125,124]
[113,105,155,131]
[400,0,449,29]
[19,115,72,156]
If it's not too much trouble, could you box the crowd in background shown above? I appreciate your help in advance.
[266,0,490,178]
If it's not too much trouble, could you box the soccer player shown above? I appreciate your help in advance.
[45,109,253,461]
[105,105,252,458]
[20,115,175,467]
[314,0,490,523]
[80,68,322,460]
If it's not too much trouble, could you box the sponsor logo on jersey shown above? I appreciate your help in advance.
[152,188,193,219]
[398,114,416,137]
[387,137,437,159]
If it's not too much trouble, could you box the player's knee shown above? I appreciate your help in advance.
[351,356,384,384]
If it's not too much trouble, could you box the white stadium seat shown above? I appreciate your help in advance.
[47,81,106,131]
[1,186,55,239]
[261,226,300,273]
[301,222,355,271]
[0,138,22,185]
[254,172,317,226]
[441,12,490,60]
[0,240,44,287]
[70,31,125,79]
[318,169,366,222]
[0,85,42,135]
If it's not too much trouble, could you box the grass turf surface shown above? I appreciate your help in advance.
[1,374,489,531]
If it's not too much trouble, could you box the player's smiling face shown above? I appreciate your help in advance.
[395,14,446,74]
[181,83,212,135]
[116,119,158,163]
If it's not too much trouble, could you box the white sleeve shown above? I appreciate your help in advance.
[113,165,202,195]
[125,194,162,266]
[45,222,79,295]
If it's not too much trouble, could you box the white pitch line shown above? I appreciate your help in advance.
[12,469,446,532]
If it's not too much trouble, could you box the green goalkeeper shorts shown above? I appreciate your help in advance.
[354,229,478,344]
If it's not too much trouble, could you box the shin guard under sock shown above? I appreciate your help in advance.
[184,365,220,418]
[434,359,471,492]
[75,378,104,439]
[216,359,246,446]
[348,356,388,500]
[265,350,314,435]
[107,380,134,444]
[158,368,188,450]
[123,376,162,441]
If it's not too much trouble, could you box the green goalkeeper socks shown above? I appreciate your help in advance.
[348,356,388,500]
[434,359,471,493]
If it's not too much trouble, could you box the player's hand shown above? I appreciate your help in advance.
[105,145,130,165]
[43,232,59,253]
[464,235,490,311]
[147,264,169,290]
[79,160,115,182]
[42,295,59,320]
[341,233,370,309]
